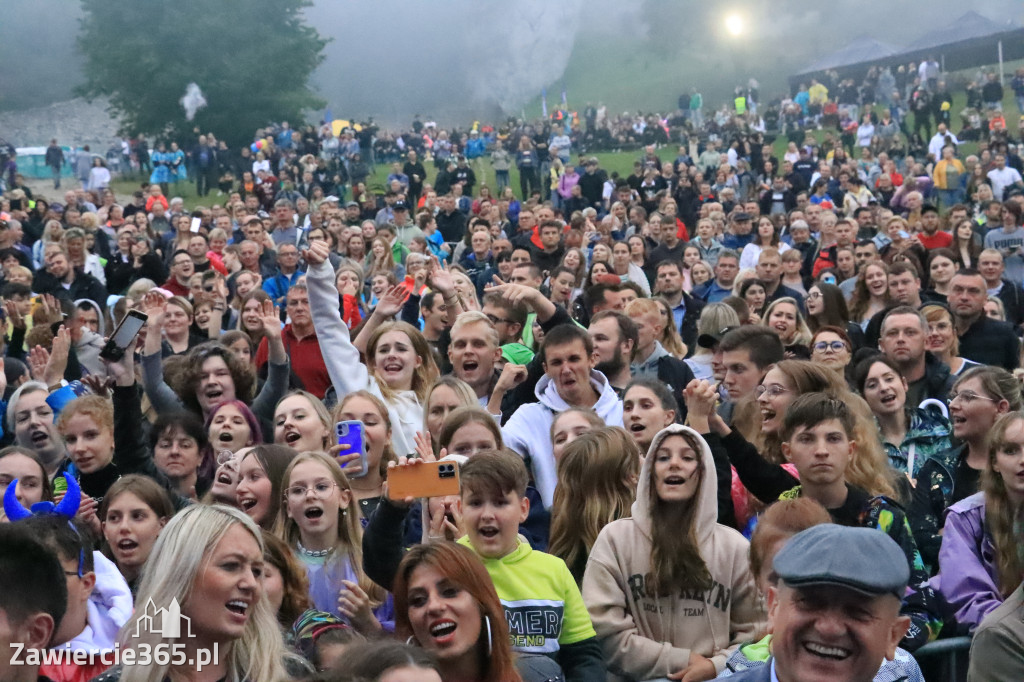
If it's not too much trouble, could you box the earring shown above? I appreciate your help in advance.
[485,615,493,656]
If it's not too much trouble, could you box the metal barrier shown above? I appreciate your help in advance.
[913,636,972,682]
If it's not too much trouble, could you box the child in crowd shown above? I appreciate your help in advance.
[457,449,606,681]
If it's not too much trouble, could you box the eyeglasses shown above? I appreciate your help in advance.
[813,340,848,353]
[948,390,998,404]
[285,482,337,500]
[486,314,513,326]
[755,384,789,399]
[807,291,823,299]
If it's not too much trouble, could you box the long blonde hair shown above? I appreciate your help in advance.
[761,297,812,347]
[275,451,386,605]
[118,505,292,682]
[983,412,1024,596]
[548,427,639,581]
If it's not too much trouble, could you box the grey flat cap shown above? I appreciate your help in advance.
[773,524,910,599]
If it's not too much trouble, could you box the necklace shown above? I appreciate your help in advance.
[296,542,330,558]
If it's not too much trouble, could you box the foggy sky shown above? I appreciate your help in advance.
[2,0,1021,127]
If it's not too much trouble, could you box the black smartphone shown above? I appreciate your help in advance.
[99,310,148,361]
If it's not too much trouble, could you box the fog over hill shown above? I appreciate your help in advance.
[1,0,1021,133]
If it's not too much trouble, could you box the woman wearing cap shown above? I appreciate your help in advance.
[583,423,761,681]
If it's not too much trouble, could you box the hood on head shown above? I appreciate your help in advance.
[74,298,105,336]
[632,423,719,545]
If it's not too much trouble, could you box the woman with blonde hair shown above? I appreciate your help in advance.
[696,361,898,503]
[760,296,812,348]
[684,303,741,381]
[653,297,689,358]
[273,390,332,454]
[366,236,400,281]
[32,219,64,269]
[922,304,978,376]
[422,376,477,451]
[333,390,399,517]
[550,407,606,462]
[101,504,295,682]
[937,411,1024,633]
[276,451,391,634]
[549,426,640,584]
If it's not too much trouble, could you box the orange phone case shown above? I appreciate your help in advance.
[387,461,461,500]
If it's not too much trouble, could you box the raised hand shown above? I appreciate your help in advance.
[45,326,72,387]
[488,275,537,308]
[302,238,330,266]
[373,284,408,319]
[81,374,113,398]
[683,378,718,421]
[414,431,439,462]
[257,298,282,339]
[103,342,136,387]
[426,255,455,295]
[28,345,50,383]
[140,291,168,329]
[494,362,528,394]
[338,580,382,634]
[38,293,62,325]
[4,300,24,330]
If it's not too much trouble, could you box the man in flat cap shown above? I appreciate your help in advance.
[729,524,911,682]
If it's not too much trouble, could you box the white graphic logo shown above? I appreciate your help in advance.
[132,598,195,638]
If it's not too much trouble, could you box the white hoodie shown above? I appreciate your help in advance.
[503,369,623,508]
[53,552,134,653]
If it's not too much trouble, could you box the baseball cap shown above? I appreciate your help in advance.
[393,201,408,211]
[697,325,738,349]
[345,201,359,208]
[731,212,753,222]
[773,524,910,599]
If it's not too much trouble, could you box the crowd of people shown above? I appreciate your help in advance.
[3,62,1024,682]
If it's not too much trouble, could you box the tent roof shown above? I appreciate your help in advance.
[794,12,1021,78]
[796,35,902,75]
[905,11,1020,52]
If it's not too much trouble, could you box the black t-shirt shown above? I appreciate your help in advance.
[647,240,687,267]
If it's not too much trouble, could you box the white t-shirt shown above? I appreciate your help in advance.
[987,166,1022,200]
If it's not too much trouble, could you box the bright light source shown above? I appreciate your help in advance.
[725,13,744,36]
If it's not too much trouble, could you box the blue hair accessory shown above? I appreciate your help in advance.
[3,472,81,521]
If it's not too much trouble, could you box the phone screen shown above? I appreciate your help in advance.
[111,313,146,349]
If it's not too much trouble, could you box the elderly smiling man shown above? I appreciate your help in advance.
[728,524,911,682]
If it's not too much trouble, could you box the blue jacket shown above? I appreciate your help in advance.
[262,269,304,305]
[465,137,486,159]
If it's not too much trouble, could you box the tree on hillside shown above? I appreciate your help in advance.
[76,0,327,146]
